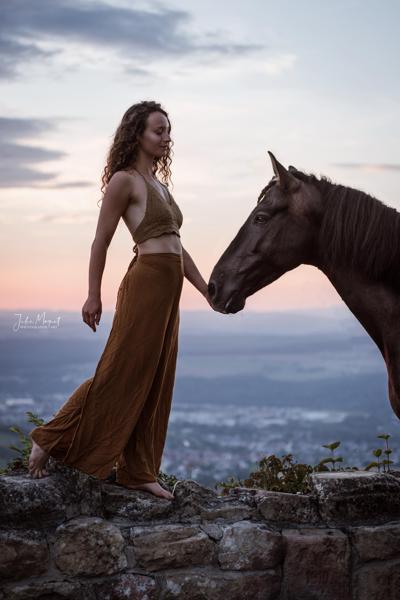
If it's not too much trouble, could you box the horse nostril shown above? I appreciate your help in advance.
[208,281,216,299]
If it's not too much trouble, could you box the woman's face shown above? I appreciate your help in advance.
[140,111,171,158]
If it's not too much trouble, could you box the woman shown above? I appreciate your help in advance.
[28,100,213,499]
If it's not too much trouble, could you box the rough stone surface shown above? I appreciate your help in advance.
[1,579,84,600]
[256,490,321,525]
[54,516,127,576]
[200,522,223,541]
[309,471,400,525]
[349,521,400,562]
[0,529,49,580]
[162,568,281,600]
[199,501,255,521]
[0,461,103,529]
[218,520,283,570]
[101,482,174,522]
[281,527,352,600]
[90,573,158,599]
[130,524,216,570]
[353,558,400,600]
[169,479,226,521]
[1,468,400,599]
[0,474,69,529]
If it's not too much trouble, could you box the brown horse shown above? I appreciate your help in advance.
[208,151,400,419]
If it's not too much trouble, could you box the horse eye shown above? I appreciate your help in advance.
[254,214,268,223]
[255,207,286,224]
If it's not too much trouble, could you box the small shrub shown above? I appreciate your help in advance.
[0,411,44,475]
[216,434,396,495]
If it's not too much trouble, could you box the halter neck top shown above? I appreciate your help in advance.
[130,170,183,254]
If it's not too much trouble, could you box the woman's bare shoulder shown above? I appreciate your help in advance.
[113,169,145,204]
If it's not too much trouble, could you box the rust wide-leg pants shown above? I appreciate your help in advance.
[29,252,184,485]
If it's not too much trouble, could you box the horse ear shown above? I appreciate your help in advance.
[267,151,300,192]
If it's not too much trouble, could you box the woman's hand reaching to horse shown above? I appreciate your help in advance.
[203,288,215,310]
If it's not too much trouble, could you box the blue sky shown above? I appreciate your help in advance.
[1,0,399,311]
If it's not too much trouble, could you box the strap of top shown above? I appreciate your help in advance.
[131,167,170,203]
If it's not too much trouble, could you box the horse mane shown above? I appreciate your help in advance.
[264,168,400,288]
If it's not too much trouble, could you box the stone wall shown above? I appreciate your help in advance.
[1,462,400,599]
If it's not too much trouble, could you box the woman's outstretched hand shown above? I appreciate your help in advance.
[203,288,215,310]
[82,295,102,332]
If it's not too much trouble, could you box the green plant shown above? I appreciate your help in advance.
[319,440,343,470]
[215,453,316,496]
[0,411,44,475]
[157,469,179,488]
[365,433,394,472]
[216,433,396,495]
[214,474,243,495]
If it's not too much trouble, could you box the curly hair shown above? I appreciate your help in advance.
[97,100,174,207]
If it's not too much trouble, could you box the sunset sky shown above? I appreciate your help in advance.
[1,0,399,312]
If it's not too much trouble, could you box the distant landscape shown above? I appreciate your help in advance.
[1,306,398,487]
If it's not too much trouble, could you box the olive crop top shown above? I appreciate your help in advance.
[131,172,183,252]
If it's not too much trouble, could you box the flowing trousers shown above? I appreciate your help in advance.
[29,252,184,485]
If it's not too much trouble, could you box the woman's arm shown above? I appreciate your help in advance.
[82,172,132,331]
[181,245,213,307]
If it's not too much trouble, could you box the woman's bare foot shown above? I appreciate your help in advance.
[125,480,174,500]
[28,438,50,479]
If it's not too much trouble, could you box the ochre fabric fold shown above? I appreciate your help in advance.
[30,252,184,485]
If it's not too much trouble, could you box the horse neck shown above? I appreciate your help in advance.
[304,179,400,418]
[311,181,400,356]
[318,262,398,354]
[318,257,400,418]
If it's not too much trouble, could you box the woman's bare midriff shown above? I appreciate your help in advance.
[136,233,182,256]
